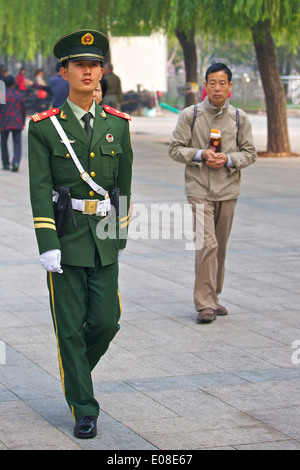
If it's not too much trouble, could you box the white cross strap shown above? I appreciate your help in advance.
[50,115,109,199]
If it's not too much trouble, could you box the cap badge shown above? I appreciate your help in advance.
[106,134,114,143]
[81,33,94,46]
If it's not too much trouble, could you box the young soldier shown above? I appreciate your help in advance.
[28,29,133,438]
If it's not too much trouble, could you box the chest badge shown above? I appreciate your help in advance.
[106,134,114,143]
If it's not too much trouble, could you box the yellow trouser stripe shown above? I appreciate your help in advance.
[117,289,122,323]
[49,273,75,418]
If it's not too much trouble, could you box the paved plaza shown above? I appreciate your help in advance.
[0,109,300,450]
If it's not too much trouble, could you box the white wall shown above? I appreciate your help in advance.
[109,34,168,93]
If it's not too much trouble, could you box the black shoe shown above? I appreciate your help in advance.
[74,415,97,439]
[11,165,19,172]
[2,166,10,170]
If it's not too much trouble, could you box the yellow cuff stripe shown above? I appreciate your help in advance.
[120,220,129,229]
[34,223,56,230]
[120,214,130,222]
[34,217,56,224]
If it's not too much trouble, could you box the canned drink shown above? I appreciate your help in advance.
[210,129,221,152]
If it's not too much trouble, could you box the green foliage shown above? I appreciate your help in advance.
[0,0,106,59]
[0,0,299,59]
[201,0,300,48]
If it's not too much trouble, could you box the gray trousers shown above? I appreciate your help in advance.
[187,196,237,311]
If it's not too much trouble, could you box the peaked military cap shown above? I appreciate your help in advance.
[53,29,109,64]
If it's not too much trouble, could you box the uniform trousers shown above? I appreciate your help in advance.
[187,196,237,311]
[47,253,121,421]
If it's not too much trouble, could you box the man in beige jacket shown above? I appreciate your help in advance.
[169,63,257,323]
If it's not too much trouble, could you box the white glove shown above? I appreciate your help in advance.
[118,249,124,261]
[40,249,63,274]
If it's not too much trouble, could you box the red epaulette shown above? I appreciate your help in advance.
[31,108,60,123]
[103,105,131,121]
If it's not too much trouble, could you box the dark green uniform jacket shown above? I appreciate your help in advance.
[28,100,133,267]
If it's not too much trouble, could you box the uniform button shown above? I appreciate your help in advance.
[111,151,115,155]
[91,171,95,177]
[90,152,95,158]
[89,191,94,197]
[66,153,70,158]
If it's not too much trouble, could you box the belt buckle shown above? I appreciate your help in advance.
[80,171,90,182]
[83,200,98,215]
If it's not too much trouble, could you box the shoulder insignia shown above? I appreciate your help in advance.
[31,108,60,123]
[103,105,131,121]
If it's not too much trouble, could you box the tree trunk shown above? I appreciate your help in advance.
[252,20,291,155]
[176,28,198,107]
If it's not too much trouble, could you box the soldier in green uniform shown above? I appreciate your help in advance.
[28,29,133,439]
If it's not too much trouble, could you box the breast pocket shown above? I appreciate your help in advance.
[52,143,83,182]
[100,144,123,179]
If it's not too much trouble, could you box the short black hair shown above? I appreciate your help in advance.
[4,75,15,87]
[205,63,232,82]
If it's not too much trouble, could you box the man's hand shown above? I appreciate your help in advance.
[40,249,63,273]
[202,149,228,170]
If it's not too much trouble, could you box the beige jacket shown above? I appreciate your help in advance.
[169,97,257,201]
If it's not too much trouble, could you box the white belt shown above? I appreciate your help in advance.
[53,192,111,216]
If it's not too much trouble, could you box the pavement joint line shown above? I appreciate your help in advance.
[92,367,300,395]
[2,362,300,401]
[2,242,300,266]
[0,259,40,266]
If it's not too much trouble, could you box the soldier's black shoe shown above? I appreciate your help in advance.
[74,415,97,439]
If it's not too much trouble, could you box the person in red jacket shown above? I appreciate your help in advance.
[16,67,32,93]
[0,75,26,171]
